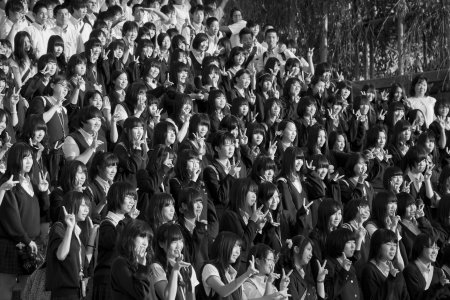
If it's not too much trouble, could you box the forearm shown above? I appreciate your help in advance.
[165,269,180,300]
[85,230,98,263]
[216,271,250,297]
[69,87,80,105]
[10,110,18,127]
[43,106,58,123]
[73,147,96,165]
[177,121,189,142]
[56,227,74,260]
[425,179,434,199]
[439,128,446,149]
[109,120,118,143]
[317,282,325,299]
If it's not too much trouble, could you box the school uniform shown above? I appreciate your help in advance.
[403,261,450,300]
[324,257,361,300]
[111,256,153,300]
[114,141,148,188]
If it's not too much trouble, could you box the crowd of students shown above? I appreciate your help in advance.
[0,0,450,299]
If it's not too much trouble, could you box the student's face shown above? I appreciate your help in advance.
[271,103,280,118]
[34,7,48,24]
[341,88,350,99]
[76,199,90,221]
[54,45,63,57]
[334,135,345,152]
[161,36,171,50]
[317,130,326,148]
[379,242,397,261]
[231,10,242,23]
[186,158,200,173]
[343,240,356,258]
[246,190,257,208]
[376,131,386,149]
[166,129,176,145]
[240,33,253,50]
[313,81,325,96]
[23,36,31,52]
[192,10,204,23]
[207,21,219,36]
[166,239,184,259]
[230,243,241,263]
[215,140,235,159]
[414,80,427,96]
[131,126,144,141]
[114,47,124,59]
[199,40,208,52]
[358,205,370,222]
[390,175,403,191]
[134,8,145,21]
[87,0,97,13]
[425,139,435,153]
[317,167,328,180]
[52,80,69,99]
[0,62,9,74]
[393,87,403,101]
[177,70,188,84]
[89,93,103,110]
[75,62,86,76]
[214,94,226,109]
[33,129,45,143]
[55,8,70,26]
[294,157,303,172]
[283,122,297,142]
[266,190,279,211]
[329,209,342,228]
[237,73,251,89]
[149,66,160,79]
[387,202,397,217]
[353,159,367,177]
[404,204,416,220]
[305,105,316,118]
[161,202,175,222]
[265,32,278,48]
[10,8,25,23]
[120,195,135,214]
[262,80,272,91]
[84,116,102,133]
[47,5,55,19]
[141,46,154,59]
[359,104,369,115]
[115,73,128,90]
[101,164,117,182]
[22,153,33,173]
[438,105,449,117]
[73,6,87,19]
[258,251,275,275]
[233,52,245,66]
[75,166,86,187]
[238,104,248,116]
[124,29,138,43]
[252,132,263,145]
[197,124,208,137]
[149,103,158,116]
[250,25,259,38]
[263,169,274,182]
[394,109,404,121]
[422,243,439,263]
[134,235,149,256]
[415,158,427,173]
[300,242,313,265]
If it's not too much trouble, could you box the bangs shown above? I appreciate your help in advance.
[248,180,258,193]
[124,117,145,129]
[166,225,184,243]
[262,159,277,171]
[54,40,64,47]
[252,126,266,137]
[380,230,398,244]
[104,155,119,167]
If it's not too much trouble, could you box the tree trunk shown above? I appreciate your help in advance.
[320,1,329,62]
[397,14,404,75]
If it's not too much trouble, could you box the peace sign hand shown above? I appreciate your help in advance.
[336,71,344,82]
[327,108,337,120]
[10,87,21,107]
[38,171,49,192]
[416,203,425,219]
[340,252,352,271]
[0,175,19,191]
[267,211,280,227]
[280,268,293,291]
[62,206,76,229]
[246,255,259,277]
[40,64,52,76]
[401,181,412,193]
[438,116,446,129]
[102,49,110,61]
[133,55,140,63]
[303,198,314,215]
[305,160,315,171]
[268,140,277,157]
[249,90,256,105]
[330,171,344,182]
[316,259,328,282]
[378,109,387,121]
[267,270,280,284]
[387,261,399,277]
[424,163,435,181]
[239,128,248,145]
[381,90,389,101]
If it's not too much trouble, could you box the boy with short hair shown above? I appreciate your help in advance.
[24,1,52,58]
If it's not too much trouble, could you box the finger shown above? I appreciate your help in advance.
[258,204,264,212]
[282,268,286,277]
[62,206,68,216]
[342,252,347,260]
[135,56,140,61]
[305,201,314,208]
[286,269,293,277]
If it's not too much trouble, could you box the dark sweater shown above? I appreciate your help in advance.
[403,262,450,300]
[361,261,410,300]
[110,256,152,300]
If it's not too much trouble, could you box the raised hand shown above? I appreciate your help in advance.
[400,181,412,193]
[280,268,293,291]
[133,55,140,63]
[89,132,104,152]
[62,206,76,229]
[40,64,52,76]
[387,260,399,277]
[316,259,328,282]
[381,90,389,101]
[336,71,344,82]
[173,253,191,271]
[378,109,387,121]
[136,243,147,266]
[38,171,49,192]
[268,140,278,157]
[416,203,425,219]
[305,160,315,171]
[327,108,337,120]
[249,90,256,105]
[102,49,110,61]
[307,47,314,60]
[330,171,344,182]
[303,198,314,215]
[340,252,352,271]
[267,211,280,227]
[424,163,435,181]
[163,74,174,88]
[10,87,21,107]
[246,255,259,277]
[0,175,19,191]
[239,128,248,145]
[28,240,38,255]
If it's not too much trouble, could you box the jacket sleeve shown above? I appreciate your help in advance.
[110,257,151,299]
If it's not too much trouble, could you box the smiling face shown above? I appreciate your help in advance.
[343,239,356,258]
[120,195,135,214]
[76,199,90,222]
[22,153,33,173]
[246,190,257,208]
[329,209,342,229]
[257,251,275,275]
[266,190,280,211]
[166,239,184,260]
[299,242,313,265]
[422,243,439,263]
[334,134,345,151]
[229,242,241,263]
[161,202,175,223]
[379,242,397,261]
[414,80,427,97]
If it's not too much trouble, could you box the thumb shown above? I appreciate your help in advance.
[8,175,14,182]
[342,252,347,260]
[62,206,68,216]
